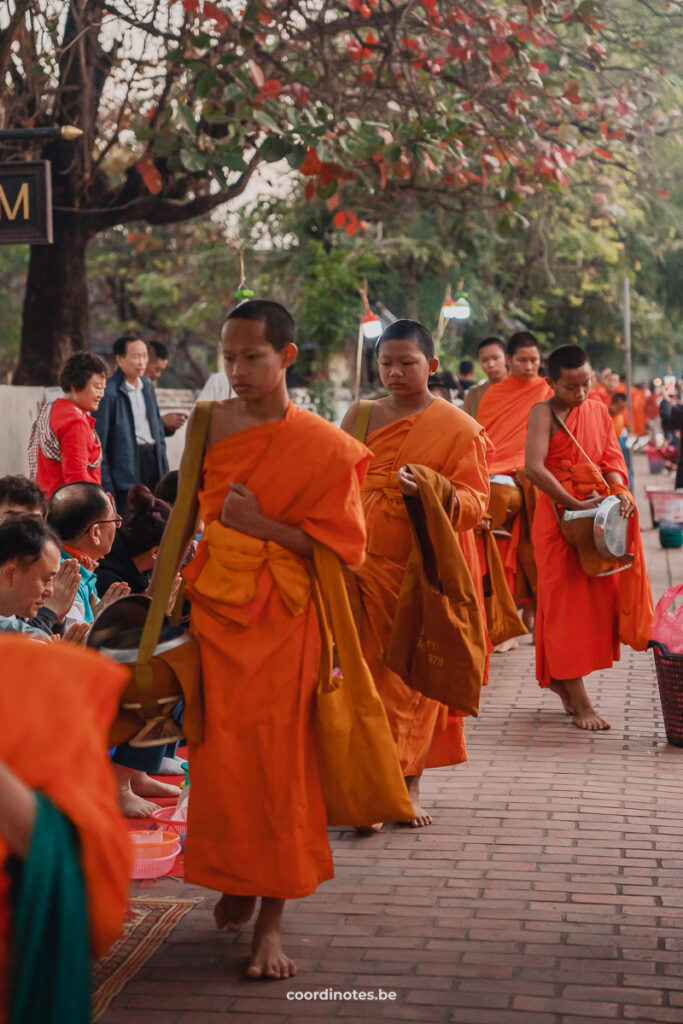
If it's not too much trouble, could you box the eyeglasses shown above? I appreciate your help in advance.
[91,515,123,528]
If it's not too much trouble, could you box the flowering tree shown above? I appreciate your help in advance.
[0,0,677,382]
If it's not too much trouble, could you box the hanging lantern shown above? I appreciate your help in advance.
[361,309,382,339]
[451,292,471,320]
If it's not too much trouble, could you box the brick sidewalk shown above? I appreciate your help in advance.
[102,457,682,1024]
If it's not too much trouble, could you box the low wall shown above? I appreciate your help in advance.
[0,385,197,478]
[0,385,355,480]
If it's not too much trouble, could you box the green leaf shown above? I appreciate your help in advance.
[180,149,207,172]
[219,152,248,171]
[260,137,293,162]
[253,109,280,133]
[177,103,198,133]
[286,145,306,169]
[196,70,218,98]
[223,84,243,102]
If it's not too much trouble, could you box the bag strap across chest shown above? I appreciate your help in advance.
[353,399,373,442]
[550,406,610,489]
[135,401,212,690]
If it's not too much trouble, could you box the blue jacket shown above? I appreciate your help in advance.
[94,368,168,492]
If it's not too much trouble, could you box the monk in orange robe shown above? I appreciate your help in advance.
[0,640,131,1022]
[526,345,653,731]
[477,332,552,625]
[151,300,371,981]
[630,384,647,436]
[341,319,489,828]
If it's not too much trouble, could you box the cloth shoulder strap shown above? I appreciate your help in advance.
[135,402,212,685]
[550,406,609,488]
[352,399,373,442]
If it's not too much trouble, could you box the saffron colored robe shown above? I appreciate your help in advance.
[630,387,646,436]
[534,400,654,686]
[477,375,553,600]
[351,398,489,776]
[589,385,612,406]
[0,641,131,1021]
[182,402,370,899]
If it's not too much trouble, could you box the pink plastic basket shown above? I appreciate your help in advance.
[150,806,187,838]
[645,488,683,527]
[129,831,180,879]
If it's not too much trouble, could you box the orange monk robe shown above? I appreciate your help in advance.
[182,402,370,900]
[630,387,646,435]
[589,385,612,406]
[352,398,489,776]
[611,410,627,437]
[534,400,654,686]
[477,375,553,599]
[0,641,131,1018]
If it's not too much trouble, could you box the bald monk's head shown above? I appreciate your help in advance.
[375,320,439,399]
[221,299,298,402]
[506,331,541,382]
[547,344,592,411]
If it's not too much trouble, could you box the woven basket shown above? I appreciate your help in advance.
[652,642,683,747]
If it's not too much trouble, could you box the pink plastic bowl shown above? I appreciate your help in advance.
[129,831,180,879]
[150,806,187,837]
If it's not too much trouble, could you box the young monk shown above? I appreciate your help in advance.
[341,320,489,828]
[476,332,552,627]
[525,345,654,730]
[463,336,508,418]
[150,300,371,981]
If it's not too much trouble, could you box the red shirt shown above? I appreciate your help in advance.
[36,398,102,499]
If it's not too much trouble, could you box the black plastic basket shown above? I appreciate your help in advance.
[651,641,683,747]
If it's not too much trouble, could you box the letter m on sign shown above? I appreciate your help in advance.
[0,162,53,244]
[0,183,29,220]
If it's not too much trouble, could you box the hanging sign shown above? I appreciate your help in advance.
[0,161,53,244]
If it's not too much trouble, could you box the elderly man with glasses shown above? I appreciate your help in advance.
[46,483,130,630]
[46,482,181,816]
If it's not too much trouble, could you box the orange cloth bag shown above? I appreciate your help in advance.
[312,543,413,827]
[383,465,488,715]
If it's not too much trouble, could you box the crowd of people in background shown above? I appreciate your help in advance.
[6,327,683,662]
[0,303,679,1004]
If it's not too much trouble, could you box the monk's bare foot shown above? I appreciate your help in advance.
[494,637,518,653]
[118,788,160,818]
[564,678,611,731]
[246,898,296,980]
[214,894,257,932]
[572,705,611,731]
[130,770,181,800]
[111,763,160,817]
[406,774,432,828]
[354,822,384,833]
[549,680,574,715]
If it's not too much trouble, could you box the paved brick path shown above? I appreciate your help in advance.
[101,459,682,1024]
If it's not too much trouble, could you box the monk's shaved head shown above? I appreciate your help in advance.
[224,300,295,352]
[548,344,590,382]
[48,483,111,542]
[376,319,435,360]
[507,331,540,357]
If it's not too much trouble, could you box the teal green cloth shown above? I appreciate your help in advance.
[8,792,91,1024]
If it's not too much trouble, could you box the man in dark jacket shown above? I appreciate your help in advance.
[94,336,169,512]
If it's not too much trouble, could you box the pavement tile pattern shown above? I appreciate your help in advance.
[100,461,682,1024]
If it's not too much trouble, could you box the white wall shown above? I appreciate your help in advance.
[0,386,196,478]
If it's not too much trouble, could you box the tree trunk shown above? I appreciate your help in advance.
[405,255,418,321]
[13,215,90,385]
